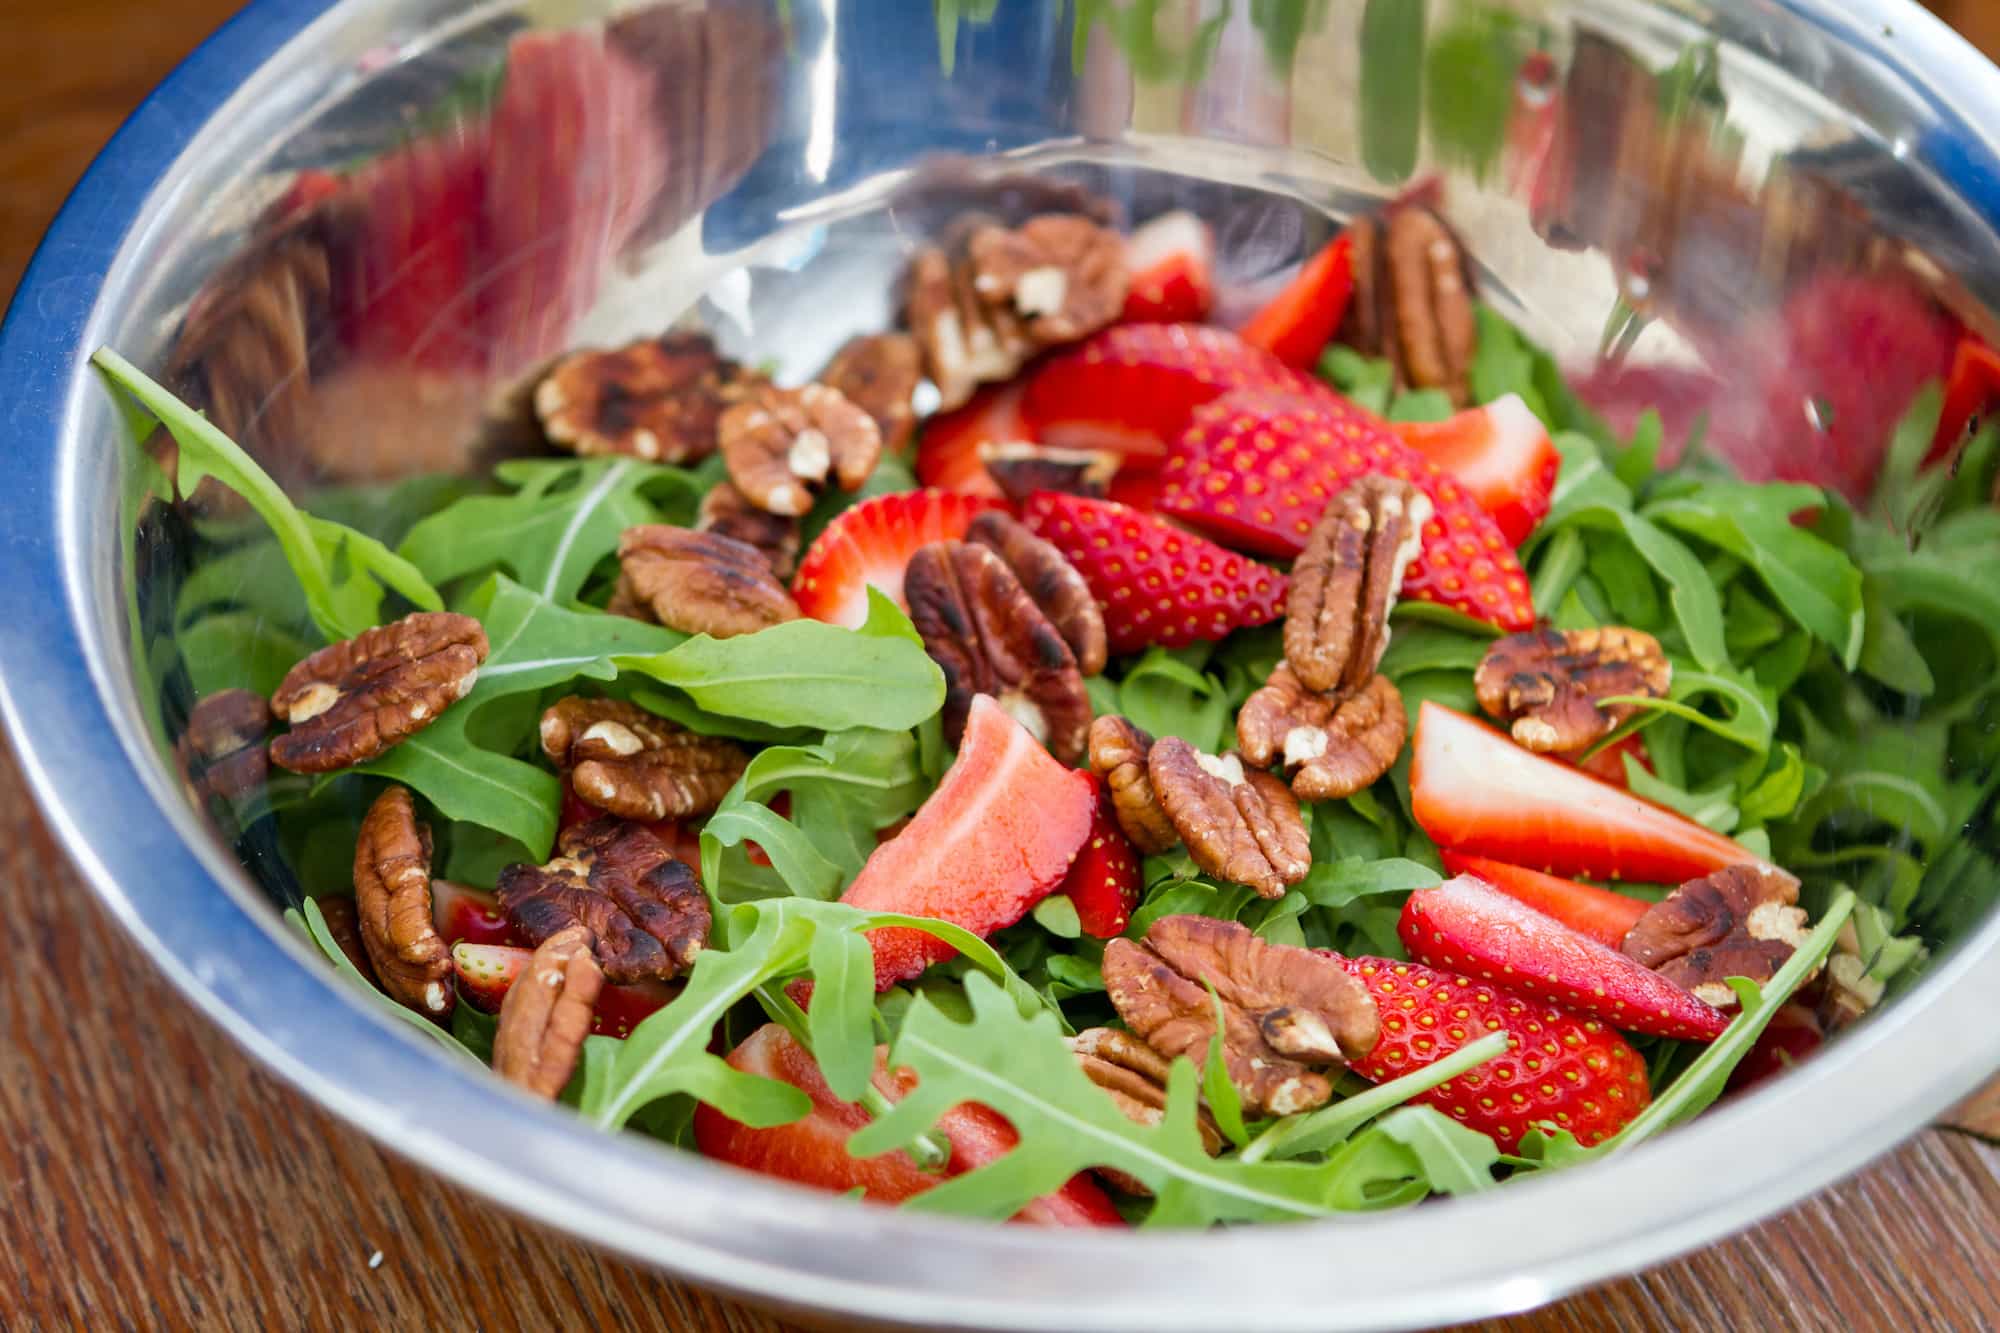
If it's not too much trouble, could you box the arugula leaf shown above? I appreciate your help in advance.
[178,611,312,699]
[1319,345,1396,415]
[398,456,696,605]
[291,899,481,1064]
[96,349,443,640]
[1374,1106,1500,1195]
[1114,647,1235,751]
[1646,483,1865,667]
[1295,857,1441,911]
[1202,988,1251,1148]
[1605,890,1856,1149]
[360,576,680,856]
[619,590,945,732]
[1467,306,1552,424]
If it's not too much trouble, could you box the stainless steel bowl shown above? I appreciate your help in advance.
[4,1,1998,1327]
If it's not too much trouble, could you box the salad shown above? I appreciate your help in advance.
[110,179,2000,1229]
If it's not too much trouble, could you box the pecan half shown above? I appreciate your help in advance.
[719,382,882,516]
[966,214,1128,345]
[1621,864,1809,1008]
[178,688,274,800]
[820,333,923,452]
[1088,716,1177,855]
[1475,626,1671,753]
[1102,915,1379,1118]
[493,925,604,1099]
[1238,666,1406,802]
[1344,208,1479,406]
[696,481,802,580]
[618,524,800,639]
[1148,739,1311,898]
[1286,477,1432,695]
[1072,1027,1223,1192]
[979,442,1118,507]
[351,785,453,1018]
[905,541,1091,763]
[534,332,761,463]
[270,612,487,773]
[497,818,710,983]
[540,697,748,822]
[905,243,1033,410]
[966,510,1107,675]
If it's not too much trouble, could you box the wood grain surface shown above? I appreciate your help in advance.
[2,3,1997,1330]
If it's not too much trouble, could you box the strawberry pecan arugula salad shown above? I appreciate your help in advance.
[110,190,2000,1226]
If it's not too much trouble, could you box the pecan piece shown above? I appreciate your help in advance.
[905,541,1091,763]
[696,481,802,580]
[1071,1027,1222,1192]
[618,524,800,639]
[1239,666,1406,802]
[1088,716,1177,855]
[540,697,748,822]
[820,332,923,452]
[177,687,274,800]
[1622,864,1809,1009]
[1102,915,1379,1118]
[966,214,1129,345]
[1286,477,1432,695]
[1344,208,1480,406]
[1475,626,1671,753]
[719,382,882,516]
[493,925,604,1099]
[905,243,1033,410]
[351,785,453,1018]
[497,817,710,983]
[534,332,761,463]
[1816,922,1886,1032]
[1148,739,1310,898]
[966,510,1107,675]
[979,442,1118,507]
[270,612,487,773]
[315,895,377,982]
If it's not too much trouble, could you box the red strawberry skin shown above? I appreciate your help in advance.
[1410,702,1754,884]
[1437,851,1646,950]
[693,1024,1123,1225]
[1160,391,1535,630]
[450,942,673,1040]
[1336,955,1651,1150]
[1060,777,1143,939]
[1019,323,1317,463]
[1022,491,1288,655]
[841,696,1096,987]
[1400,876,1729,1041]
[792,489,1006,629]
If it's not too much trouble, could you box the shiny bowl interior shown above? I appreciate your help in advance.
[4,0,2000,1328]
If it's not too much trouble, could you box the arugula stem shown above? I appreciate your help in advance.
[1603,888,1855,1153]
[751,983,950,1172]
[1239,1031,1510,1164]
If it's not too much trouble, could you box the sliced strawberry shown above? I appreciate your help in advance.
[1336,955,1650,1150]
[1391,394,1557,544]
[1399,875,1728,1041]
[449,941,674,1039]
[1411,702,1753,883]
[1019,323,1317,463]
[1437,851,1647,950]
[791,489,1006,629]
[915,383,1026,501]
[1058,777,1142,939]
[1121,211,1215,324]
[1021,492,1288,654]
[1237,232,1356,369]
[841,695,1096,987]
[1929,335,2000,465]
[1562,732,1652,789]
[431,880,525,948]
[1158,390,1535,629]
[692,1024,1123,1224]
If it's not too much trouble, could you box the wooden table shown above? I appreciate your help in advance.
[3,3,1997,1328]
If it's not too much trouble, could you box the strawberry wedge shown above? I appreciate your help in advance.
[1438,851,1646,949]
[693,1024,1123,1225]
[1238,232,1356,369]
[1391,393,1557,545]
[841,696,1095,987]
[450,942,674,1040]
[1059,776,1143,939]
[1410,702,1755,883]
[1122,211,1215,324]
[792,489,1005,628]
[1399,876,1728,1041]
